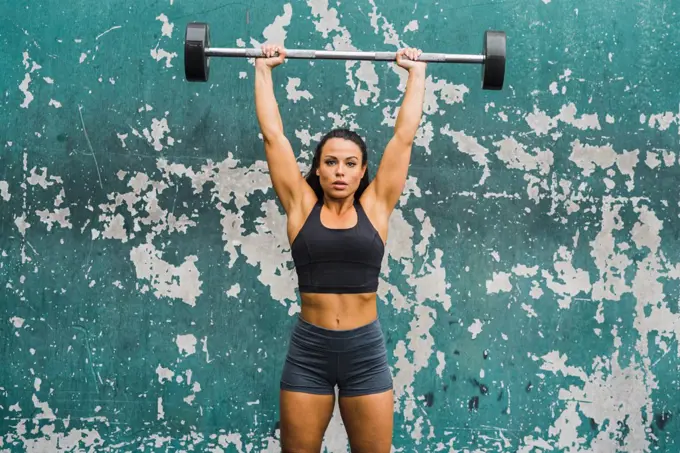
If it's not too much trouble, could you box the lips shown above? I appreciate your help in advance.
[332,182,347,187]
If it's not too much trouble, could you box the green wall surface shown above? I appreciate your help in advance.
[1,0,679,451]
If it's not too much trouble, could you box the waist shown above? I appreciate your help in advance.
[300,292,378,330]
[291,314,383,352]
[295,261,381,294]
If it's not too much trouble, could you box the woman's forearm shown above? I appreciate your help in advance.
[394,69,426,143]
[255,66,284,140]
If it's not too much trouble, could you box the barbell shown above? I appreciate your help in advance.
[184,22,506,90]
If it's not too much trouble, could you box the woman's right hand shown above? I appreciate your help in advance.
[255,44,287,69]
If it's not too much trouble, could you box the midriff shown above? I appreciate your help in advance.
[299,292,378,330]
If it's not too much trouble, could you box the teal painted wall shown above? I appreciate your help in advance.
[1,0,679,451]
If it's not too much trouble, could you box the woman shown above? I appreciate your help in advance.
[255,42,426,452]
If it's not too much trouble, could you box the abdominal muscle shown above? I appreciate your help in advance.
[299,292,378,330]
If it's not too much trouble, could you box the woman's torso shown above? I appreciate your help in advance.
[286,188,389,330]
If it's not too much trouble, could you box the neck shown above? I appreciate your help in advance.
[322,196,356,215]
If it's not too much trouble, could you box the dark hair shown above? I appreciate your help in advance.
[304,128,371,202]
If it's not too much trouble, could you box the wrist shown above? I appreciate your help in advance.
[408,67,427,78]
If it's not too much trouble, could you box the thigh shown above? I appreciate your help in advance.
[280,389,336,453]
[339,389,394,453]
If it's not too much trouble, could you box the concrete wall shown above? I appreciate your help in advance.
[1,0,679,451]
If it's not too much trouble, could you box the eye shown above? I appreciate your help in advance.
[348,162,356,167]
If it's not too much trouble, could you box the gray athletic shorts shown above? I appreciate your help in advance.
[280,315,393,397]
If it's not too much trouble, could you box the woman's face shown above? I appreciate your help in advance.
[316,138,366,199]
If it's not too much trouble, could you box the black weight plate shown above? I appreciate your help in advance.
[482,31,506,90]
[185,22,210,82]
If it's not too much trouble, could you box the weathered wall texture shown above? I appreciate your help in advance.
[1,0,679,451]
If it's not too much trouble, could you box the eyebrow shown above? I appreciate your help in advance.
[325,155,358,160]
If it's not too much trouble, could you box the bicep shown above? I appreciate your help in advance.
[370,135,413,213]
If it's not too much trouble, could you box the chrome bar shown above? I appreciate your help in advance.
[205,47,485,64]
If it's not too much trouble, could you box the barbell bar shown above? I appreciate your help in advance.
[185,22,506,90]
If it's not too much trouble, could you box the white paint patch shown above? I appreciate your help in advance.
[569,140,639,190]
[14,214,30,236]
[521,303,538,317]
[102,213,128,242]
[48,99,62,108]
[590,198,633,303]
[117,132,128,148]
[32,394,56,420]
[130,243,202,306]
[645,151,661,169]
[156,364,174,383]
[539,346,654,452]
[225,283,240,297]
[542,246,591,309]
[426,79,469,111]
[468,319,484,339]
[367,0,401,46]
[526,103,601,135]
[36,208,72,231]
[217,434,246,451]
[239,71,248,79]
[486,271,512,294]
[494,136,553,175]
[404,19,419,32]
[43,76,54,84]
[79,52,87,63]
[201,336,211,363]
[530,282,544,299]
[157,397,164,420]
[262,3,293,44]
[606,114,615,124]
[150,47,178,68]
[435,351,446,378]
[10,316,25,328]
[140,117,173,152]
[558,68,572,81]
[19,73,33,108]
[176,334,197,356]
[513,264,539,277]
[647,111,678,131]
[0,181,10,201]
[156,14,174,38]
[34,377,41,392]
[286,77,313,103]
[440,125,491,185]
[662,150,676,166]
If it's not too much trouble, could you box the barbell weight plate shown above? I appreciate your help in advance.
[185,22,210,82]
[482,31,506,90]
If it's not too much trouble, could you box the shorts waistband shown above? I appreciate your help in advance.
[296,315,380,339]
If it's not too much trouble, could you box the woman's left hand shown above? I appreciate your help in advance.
[396,48,427,73]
